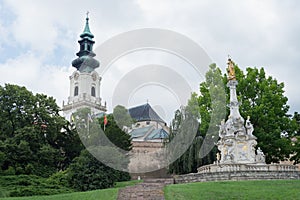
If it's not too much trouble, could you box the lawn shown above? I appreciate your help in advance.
[1,180,141,200]
[3,179,300,200]
[164,180,300,200]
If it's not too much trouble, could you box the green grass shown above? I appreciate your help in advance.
[0,180,141,200]
[164,180,300,200]
[0,188,117,200]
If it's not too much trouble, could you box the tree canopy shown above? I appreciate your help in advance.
[67,107,132,191]
[168,62,298,174]
[0,84,82,177]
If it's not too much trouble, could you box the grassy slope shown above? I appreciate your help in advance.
[3,179,300,200]
[164,180,300,200]
[1,180,141,200]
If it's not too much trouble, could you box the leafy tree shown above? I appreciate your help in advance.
[168,64,225,174]
[168,61,297,174]
[289,112,300,163]
[233,66,297,163]
[0,84,82,177]
[113,105,134,129]
[98,113,132,151]
[204,63,296,164]
[67,149,117,191]
[68,107,131,191]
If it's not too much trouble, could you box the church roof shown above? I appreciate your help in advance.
[145,128,169,140]
[72,14,99,73]
[80,15,94,39]
[128,103,165,123]
[129,126,154,138]
[128,125,169,141]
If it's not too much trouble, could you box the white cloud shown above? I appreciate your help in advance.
[0,0,300,118]
[0,52,72,106]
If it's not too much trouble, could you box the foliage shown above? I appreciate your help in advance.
[164,180,300,200]
[113,105,135,129]
[168,64,225,174]
[233,65,297,163]
[98,113,132,151]
[0,175,74,198]
[67,149,117,191]
[68,108,132,191]
[0,84,83,177]
[0,179,141,200]
[168,62,297,174]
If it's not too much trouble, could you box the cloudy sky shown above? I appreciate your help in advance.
[0,0,299,123]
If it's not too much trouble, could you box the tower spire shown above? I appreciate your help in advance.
[80,11,94,39]
[72,13,99,73]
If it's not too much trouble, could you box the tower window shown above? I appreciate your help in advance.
[87,45,91,51]
[91,86,96,97]
[74,86,79,96]
[80,44,84,51]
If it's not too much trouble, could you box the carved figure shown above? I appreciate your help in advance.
[227,58,236,80]
[219,119,226,138]
[245,116,254,136]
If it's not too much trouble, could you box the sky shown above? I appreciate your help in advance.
[0,0,299,123]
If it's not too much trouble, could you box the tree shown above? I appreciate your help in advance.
[98,113,132,151]
[68,107,132,191]
[168,61,297,174]
[67,149,117,191]
[167,64,226,174]
[199,63,296,164]
[0,84,82,177]
[234,66,297,163]
[113,105,134,129]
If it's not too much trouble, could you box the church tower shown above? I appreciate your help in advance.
[63,14,106,120]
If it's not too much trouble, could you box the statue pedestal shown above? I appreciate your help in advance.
[217,134,258,164]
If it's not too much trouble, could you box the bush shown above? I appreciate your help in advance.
[47,170,70,188]
[0,175,74,197]
[67,149,131,191]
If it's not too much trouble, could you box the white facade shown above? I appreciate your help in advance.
[62,70,106,121]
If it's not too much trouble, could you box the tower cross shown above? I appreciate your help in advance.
[86,11,89,18]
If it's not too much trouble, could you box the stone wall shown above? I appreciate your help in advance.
[174,170,300,184]
[197,163,298,173]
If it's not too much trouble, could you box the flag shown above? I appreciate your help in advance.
[88,113,93,122]
[104,115,108,125]
[103,115,108,131]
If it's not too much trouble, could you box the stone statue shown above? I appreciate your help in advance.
[227,58,236,80]
[216,152,220,164]
[245,116,254,136]
[218,119,226,138]
[255,147,265,163]
[226,116,235,136]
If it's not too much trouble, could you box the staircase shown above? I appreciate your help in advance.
[117,178,173,200]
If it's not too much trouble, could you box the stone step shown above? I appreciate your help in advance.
[117,178,173,200]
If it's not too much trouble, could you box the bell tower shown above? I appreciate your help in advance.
[63,13,106,120]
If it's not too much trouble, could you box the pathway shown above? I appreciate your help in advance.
[117,178,173,200]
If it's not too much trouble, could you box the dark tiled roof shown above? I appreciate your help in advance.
[128,103,165,123]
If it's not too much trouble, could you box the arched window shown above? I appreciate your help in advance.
[74,86,79,96]
[91,86,96,97]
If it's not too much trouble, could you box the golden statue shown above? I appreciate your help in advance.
[227,58,236,80]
